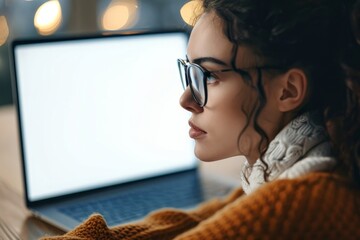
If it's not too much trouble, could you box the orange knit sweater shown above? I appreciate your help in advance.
[42,172,360,240]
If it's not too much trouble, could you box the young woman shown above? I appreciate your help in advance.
[43,0,360,239]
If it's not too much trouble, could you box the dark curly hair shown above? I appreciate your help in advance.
[337,0,360,186]
[198,0,359,183]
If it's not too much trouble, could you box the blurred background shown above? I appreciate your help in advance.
[0,0,202,106]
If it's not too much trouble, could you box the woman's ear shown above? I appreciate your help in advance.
[277,69,308,112]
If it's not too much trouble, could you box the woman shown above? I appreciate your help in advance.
[43,0,360,239]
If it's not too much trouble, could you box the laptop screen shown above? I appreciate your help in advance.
[13,31,196,202]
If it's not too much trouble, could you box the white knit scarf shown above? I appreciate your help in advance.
[240,112,337,194]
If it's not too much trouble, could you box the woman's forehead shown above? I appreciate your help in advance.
[187,12,232,63]
[187,12,261,68]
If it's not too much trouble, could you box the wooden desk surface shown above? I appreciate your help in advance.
[0,105,244,239]
[0,105,65,239]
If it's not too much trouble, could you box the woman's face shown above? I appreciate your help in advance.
[180,12,283,163]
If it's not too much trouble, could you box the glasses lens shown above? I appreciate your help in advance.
[178,60,187,90]
[189,65,206,106]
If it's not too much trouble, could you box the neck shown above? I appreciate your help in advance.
[245,111,296,165]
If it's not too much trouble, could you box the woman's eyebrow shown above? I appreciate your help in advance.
[187,56,229,66]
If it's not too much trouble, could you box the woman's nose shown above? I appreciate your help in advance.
[179,87,203,113]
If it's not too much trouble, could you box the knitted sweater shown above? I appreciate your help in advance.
[42,173,360,240]
[41,112,360,239]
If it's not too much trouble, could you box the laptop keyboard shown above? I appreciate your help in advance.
[58,173,219,226]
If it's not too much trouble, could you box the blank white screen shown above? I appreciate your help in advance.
[14,32,195,201]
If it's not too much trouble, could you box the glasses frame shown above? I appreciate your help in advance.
[177,58,252,107]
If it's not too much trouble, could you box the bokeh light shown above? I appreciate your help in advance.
[34,0,62,36]
[180,0,203,26]
[0,16,9,46]
[102,0,138,31]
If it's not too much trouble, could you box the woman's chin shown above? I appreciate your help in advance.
[195,149,240,162]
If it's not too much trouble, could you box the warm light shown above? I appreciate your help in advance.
[103,5,129,30]
[102,0,138,31]
[180,0,203,26]
[34,0,62,36]
[0,16,9,46]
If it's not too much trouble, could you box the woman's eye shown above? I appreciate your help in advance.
[207,74,219,84]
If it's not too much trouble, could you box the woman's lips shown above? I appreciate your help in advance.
[189,121,207,139]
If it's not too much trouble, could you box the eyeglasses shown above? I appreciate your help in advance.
[177,58,251,107]
[177,59,283,107]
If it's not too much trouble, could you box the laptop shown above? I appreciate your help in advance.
[10,30,231,231]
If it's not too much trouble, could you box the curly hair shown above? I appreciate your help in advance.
[198,0,358,183]
[337,0,360,186]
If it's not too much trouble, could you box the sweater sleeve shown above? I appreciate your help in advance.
[41,188,244,240]
[173,181,297,240]
[172,173,349,240]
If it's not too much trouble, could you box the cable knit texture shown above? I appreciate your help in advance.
[41,113,360,239]
[240,111,336,194]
